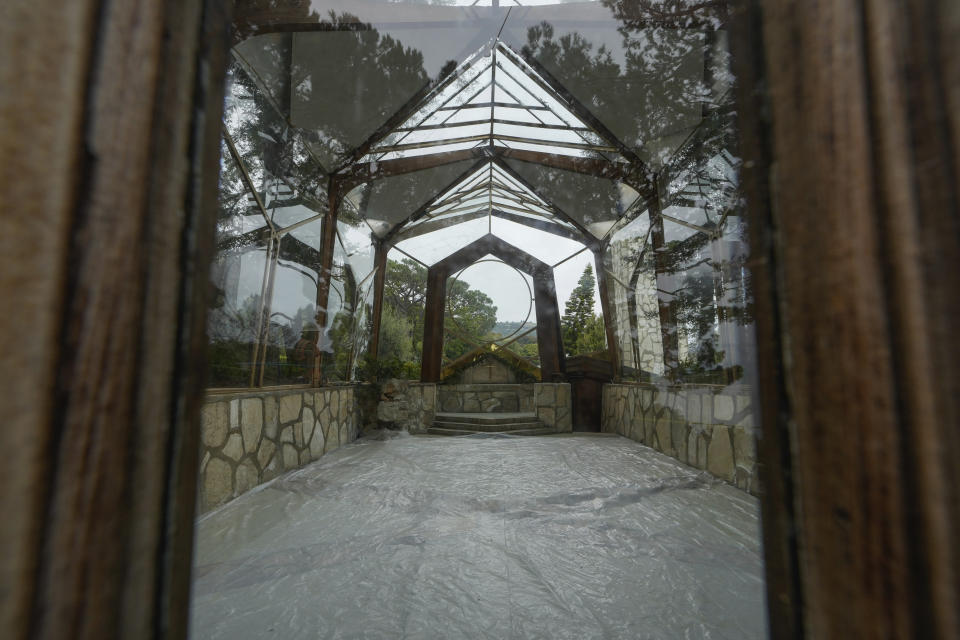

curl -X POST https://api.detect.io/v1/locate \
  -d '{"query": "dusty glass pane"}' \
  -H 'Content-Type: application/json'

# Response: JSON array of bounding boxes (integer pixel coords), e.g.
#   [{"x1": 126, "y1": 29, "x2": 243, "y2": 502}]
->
[
  {"x1": 504, "y1": 158, "x2": 639, "y2": 237},
  {"x1": 394, "y1": 217, "x2": 489, "y2": 266},
  {"x1": 260, "y1": 233, "x2": 323, "y2": 387},
  {"x1": 207, "y1": 241, "x2": 271, "y2": 388},
  {"x1": 199, "y1": 3, "x2": 765, "y2": 634}
]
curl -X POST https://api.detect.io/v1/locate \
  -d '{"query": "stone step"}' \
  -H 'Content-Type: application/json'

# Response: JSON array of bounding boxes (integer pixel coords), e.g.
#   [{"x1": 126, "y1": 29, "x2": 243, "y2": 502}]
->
[
  {"x1": 433, "y1": 412, "x2": 539, "y2": 426},
  {"x1": 432, "y1": 420, "x2": 545, "y2": 433},
  {"x1": 428, "y1": 411, "x2": 554, "y2": 437},
  {"x1": 426, "y1": 426, "x2": 557, "y2": 437}
]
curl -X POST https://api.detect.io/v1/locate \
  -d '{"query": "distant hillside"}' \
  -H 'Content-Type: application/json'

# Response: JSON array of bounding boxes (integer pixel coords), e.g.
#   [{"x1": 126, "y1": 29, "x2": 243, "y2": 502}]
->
[{"x1": 491, "y1": 321, "x2": 537, "y2": 343}]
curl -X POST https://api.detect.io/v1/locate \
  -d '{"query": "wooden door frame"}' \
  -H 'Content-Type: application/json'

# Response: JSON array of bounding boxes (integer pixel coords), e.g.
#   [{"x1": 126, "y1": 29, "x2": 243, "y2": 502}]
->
[
  {"x1": 730, "y1": 1, "x2": 960, "y2": 638},
  {"x1": 1, "y1": 1, "x2": 957, "y2": 639}
]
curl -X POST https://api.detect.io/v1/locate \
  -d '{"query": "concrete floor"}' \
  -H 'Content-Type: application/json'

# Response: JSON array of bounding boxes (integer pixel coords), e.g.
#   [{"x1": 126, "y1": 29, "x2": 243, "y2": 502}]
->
[{"x1": 189, "y1": 433, "x2": 767, "y2": 640}]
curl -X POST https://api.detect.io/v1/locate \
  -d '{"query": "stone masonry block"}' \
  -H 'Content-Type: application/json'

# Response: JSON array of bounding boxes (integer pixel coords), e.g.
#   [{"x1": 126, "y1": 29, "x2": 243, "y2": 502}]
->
[
  {"x1": 201, "y1": 402, "x2": 229, "y2": 449},
  {"x1": 241, "y1": 398, "x2": 262, "y2": 453},
  {"x1": 235, "y1": 460, "x2": 258, "y2": 495},
  {"x1": 707, "y1": 427, "x2": 735, "y2": 482},
  {"x1": 655, "y1": 414, "x2": 672, "y2": 453},
  {"x1": 282, "y1": 443, "x2": 299, "y2": 470},
  {"x1": 279, "y1": 393, "x2": 302, "y2": 424},
  {"x1": 330, "y1": 390, "x2": 341, "y2": 417},
  {"x1": 733, "y1": 426, "x2": 756, "y2": 467},
  {"x1": 714, "y1": 394, "x2": 735, "y2": 422},
  {"x1": 222, "y1": 433, "x2": 244, "y2": 461},
  {"x1": 257, "y1": 440, "x2": 276, "y2": 470},
  {"x1": 686, "y1": 393, "x2": 702, "y2": 425},
  {"x1": 203, "y1": 457, "x2": 233, "y2": 508},
  {"x1": 309, "y1": 425, "x2": 326, "y2": 459},
  {"x1": 303, "y1": 407, "x2": 315, "y2": 445},
  {"x1": 263, "y1": 395, "x2": 279, "y2": 440},
  {"x1": 537, "y1": 384, "x2": 556, "y2": 407},
  {"x1": 538, "y1": 406, "x2": 555, "y2": 427}
]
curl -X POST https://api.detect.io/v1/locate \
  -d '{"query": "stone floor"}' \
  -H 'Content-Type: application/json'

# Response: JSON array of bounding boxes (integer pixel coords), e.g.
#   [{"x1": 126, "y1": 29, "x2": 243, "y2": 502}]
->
[{"x1": 189, "y1": 433, "x2": 767, "y2": 640}]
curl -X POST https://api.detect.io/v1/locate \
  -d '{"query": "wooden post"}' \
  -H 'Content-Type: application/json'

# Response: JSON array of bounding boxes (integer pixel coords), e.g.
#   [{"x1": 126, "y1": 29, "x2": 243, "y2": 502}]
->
[
  {"x1": 732, "y1": 0, "x2": 960, "y2": 638},
  {"x1": 254, "y1": 233, "x2": 281, "y2": 387},
  {"x1": 313, "y1": 181, "x2": 341, "y2": 385},
  {"x1": 0, "y1": 1, "x2": 231, "y2": 638},
  {"x1": 368, "y1": 241, "x2": 389, "y2": 363},
  {"x1": 532, "y1": 270, "x2": 565, "y2": 381},
  {"x1": 420, "y1": 266, "x2": 448, "y2": 382}
]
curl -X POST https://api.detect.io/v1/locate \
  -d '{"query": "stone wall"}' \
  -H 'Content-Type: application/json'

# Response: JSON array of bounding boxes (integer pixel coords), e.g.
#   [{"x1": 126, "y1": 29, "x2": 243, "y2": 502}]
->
[
  {"x1": 438, "y1": 384, "x2": 535, "y2": 413},
  {"x1": 534, "y1": 383, "x2": 572, "y2": 432},
  {"x1": 375, "y1": 381, "x2": 573, "y2": 433},
  {"x1": 602, "y1": 383, "x2": 757, "y2": 494},
  {"x1": 376, "y1": 380, "x2": 437, "y2": 434},
  {"x1": 199, "y1": 386, "x2": 362, "y2": 513}
]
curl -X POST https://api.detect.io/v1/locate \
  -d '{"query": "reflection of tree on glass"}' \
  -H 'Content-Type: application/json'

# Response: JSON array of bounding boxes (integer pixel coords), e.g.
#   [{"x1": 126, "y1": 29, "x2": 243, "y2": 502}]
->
[{"x1": 292, "y1": 323, "x2": 320, "y2": 383}]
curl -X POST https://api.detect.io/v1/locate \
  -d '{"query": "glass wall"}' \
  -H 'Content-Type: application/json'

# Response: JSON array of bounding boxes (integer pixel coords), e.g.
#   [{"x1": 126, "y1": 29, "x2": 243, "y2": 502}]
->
[
  {"x1": 601, "y1": 95, "x2": 752, "y2": 383},
  {"x1": 208, "y1": 55, "x2": 334, "y2": 388},
  {"x1": 211, "y1": 0, "x2": 750, "y2": 389},
  {"x1": 322, "y1": 203, "x2": 378, "y2": 383}
]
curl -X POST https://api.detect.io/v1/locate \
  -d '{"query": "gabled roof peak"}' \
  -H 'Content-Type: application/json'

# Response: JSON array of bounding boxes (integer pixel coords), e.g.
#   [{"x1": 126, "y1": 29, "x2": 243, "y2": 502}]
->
[{"x1": 357, "y1": 40, "x2": 631, "y2": 166}]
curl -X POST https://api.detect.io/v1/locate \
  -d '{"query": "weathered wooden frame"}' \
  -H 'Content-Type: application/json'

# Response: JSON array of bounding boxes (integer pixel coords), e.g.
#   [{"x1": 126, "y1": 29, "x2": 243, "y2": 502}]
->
[
  {"x1": 2, "y1": 2, "x2": 959, "y2": 640},
  {"x1": 420, "y1": 234, "x2": 565, "y2": 383}
]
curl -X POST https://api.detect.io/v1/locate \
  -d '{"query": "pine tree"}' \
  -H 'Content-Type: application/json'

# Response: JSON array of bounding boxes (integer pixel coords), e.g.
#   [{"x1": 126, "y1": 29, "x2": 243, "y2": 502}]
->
[
  {"x1": 561, "y1": 265, "x2": 597, "y2": 355},
  {"x1": 576, "y1": 313, "x2": 607, "y2": 355}
]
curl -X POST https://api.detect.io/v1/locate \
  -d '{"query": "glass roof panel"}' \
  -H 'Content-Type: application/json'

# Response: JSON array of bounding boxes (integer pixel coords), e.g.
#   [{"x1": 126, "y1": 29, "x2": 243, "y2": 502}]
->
[
  {"x1": 394, "y1": 216, "x2": 490, "y2": 266},
  {"x1": 352, "y1": 159, "x2": 478, "y2": 237},
  {"x1": 665, "y1": 148, "x2": 739, "y2": 216},
  {"x1": 216, "y1": 139, "x2": 269, "y2": 240},
  {"x1": 230, "y1": 1, "x2": 729, "y2": 259},
  {"x1": 490, "y1": 217, "x2": 586, "y2": 265},
  {"x1": 287, "y1": 217, "x2": 325, "y2": 253},
  {"x1": 500, "y1": 2, "x2": 725, "y2": 170},
  {"x1": 338, "y1": 219, "x2": 376, "y2": 284},
  {"x1": 610, "y1": 209, "x2": 651, "y2": 248},
  {"x1": 233, "y1": 33, "x2": 291, "y2": 121},
  {"x1": 394, "y1": 160, "x2": 591, "y2": 243},
  {"x1": 365, "y1": 41, "x2": 629, "y2": 163},
  {"x1": 504, "y1": 158, "x2": 639, "y2": 237},
  {"x1": 237, "y1": 12, "x2": 497, "y2": 172},
  {"x1": 663, "y1": 217, "x2": 702, "y2": 245}
]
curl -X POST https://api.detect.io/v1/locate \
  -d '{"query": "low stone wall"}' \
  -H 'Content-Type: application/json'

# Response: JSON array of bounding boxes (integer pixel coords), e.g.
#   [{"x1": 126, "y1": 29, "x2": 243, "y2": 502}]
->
[
  {"x1": 534, "y1": 383, "x2": 572, "y2": 432},
  {"x1": 199, "y1": 386, "x2": 362, "y2": 513},
  {"x1": 438, "y1": 384, "x2": 535, "y2": 413},
  {"x1": 376, "y1": 380, "x2": 437, "y2": 434},
  {"x1": 602, "y1": 383, "x2": 757, "y2": 494},
  {"x1": 376, "y1": 381, "x2": 572, "y2": 433}
]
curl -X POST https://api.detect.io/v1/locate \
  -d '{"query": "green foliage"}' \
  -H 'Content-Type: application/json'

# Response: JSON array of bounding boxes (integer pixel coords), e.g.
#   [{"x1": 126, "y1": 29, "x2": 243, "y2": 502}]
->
[
  {"x1": 379, "y1": 305, "x2": 414, "y2": 363},
  {"x1": 444, "y1": 277, "x2": 498, "y2": 361},
  {"x1": 561, "y1": 265, "x2": 606, "y2": 356},
  {"x1": 207, "y1": 340, "x2": 254, "y2": 387},
  {"x1": 355, "y1": 352, "x2": 420, "y2": 383},
  {"x1": 577, "y1": 313, "x2": 608, "y2": 355},
  {"x1": 381, "y1": 258, "x2": 427, "y2": 373},
  {"x1": 378, "y1": 257, "x2": 504, "y2": 376}
]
